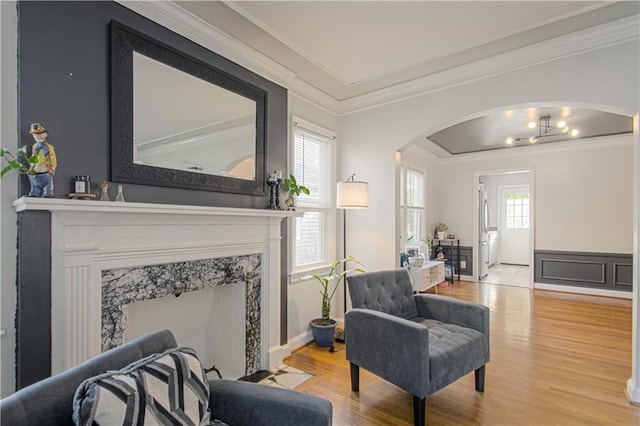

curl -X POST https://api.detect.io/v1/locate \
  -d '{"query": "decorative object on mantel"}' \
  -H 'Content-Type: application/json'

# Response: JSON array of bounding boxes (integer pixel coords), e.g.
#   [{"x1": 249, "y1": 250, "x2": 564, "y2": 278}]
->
[
  {"x1": 1, "y1": 123, "x2": 57, "y2": 197},
  {"x1": 26, "y1": 123, "x2": 57, "y2": 198},
  {"x1": 115, "y1": 184, "x2": 125, "y2": 202},
  {"x1": 267, "y1": 171, "x2": 283, "y2": 210},
  {"x1": 73, "y1": 175, "x2": 91, "y2": 194},
  {"x1": 280, "y1": 174, "x2": 309, "y2": 211},
  {"x1": 303, "y1": 256, "x2": 364, "y2": 348},
  {"x1": 68, "y1": 175, "x2": 96, "y2": 200},
  {"x1": 68, "y1": 193, "x2": 96, "y2": 200},
  {"x1": 99, "y1": 181, "x2": 110, "y2": 201}
]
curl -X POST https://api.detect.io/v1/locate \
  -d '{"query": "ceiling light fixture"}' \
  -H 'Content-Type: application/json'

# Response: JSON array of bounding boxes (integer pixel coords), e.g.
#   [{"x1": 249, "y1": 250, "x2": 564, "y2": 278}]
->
[{"x1": 506, "y1": 115, "x2": 579, "y2": 145}]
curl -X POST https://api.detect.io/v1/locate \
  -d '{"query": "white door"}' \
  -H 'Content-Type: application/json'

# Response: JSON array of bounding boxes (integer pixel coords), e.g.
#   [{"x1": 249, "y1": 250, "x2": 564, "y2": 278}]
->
[{"x1": 499, "y1": 185, "x2": 530, "y2": 265}]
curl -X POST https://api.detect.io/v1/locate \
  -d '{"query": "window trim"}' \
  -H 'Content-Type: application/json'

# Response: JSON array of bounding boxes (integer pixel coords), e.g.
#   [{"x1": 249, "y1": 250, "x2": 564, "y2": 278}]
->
[{"x1": 288, "y1": 116, "x2": 336, "y2": 278}]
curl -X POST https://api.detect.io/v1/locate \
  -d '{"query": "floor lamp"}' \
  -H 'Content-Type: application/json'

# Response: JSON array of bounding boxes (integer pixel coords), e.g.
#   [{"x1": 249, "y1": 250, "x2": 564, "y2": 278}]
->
[{"x1": 335, "y1": 174, "x2": 368, "y2": 341}]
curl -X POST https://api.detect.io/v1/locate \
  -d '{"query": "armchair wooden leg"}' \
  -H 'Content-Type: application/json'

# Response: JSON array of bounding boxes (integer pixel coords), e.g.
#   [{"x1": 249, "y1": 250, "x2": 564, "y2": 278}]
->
[
  {"x1": 350, "y1": 362, "x2": 360, "y2": 392},
  {"x1": 413, "y1": 396, "x2": 426, "y2": 426},
  {"x1": 475, "y1": 365, "x2": 486, "y2": 392}
]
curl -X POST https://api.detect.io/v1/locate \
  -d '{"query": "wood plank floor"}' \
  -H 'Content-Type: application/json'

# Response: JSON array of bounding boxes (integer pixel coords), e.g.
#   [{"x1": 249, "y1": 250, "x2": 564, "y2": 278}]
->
[{"x1": 285, "y1": 282, "x2": 640, "y2": 425}]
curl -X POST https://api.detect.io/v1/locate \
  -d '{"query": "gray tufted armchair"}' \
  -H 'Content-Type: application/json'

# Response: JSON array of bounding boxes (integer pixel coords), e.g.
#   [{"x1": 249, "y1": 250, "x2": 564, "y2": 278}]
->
[{"x1": 345, "y1": 269, "x2": 489, "y2": 426}]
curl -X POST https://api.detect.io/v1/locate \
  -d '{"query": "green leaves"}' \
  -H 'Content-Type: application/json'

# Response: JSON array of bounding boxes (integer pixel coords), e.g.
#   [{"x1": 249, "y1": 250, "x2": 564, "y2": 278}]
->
[
  {"x1": 0, "y1": 146, "x2": 37, "y2": 178},
  {"x1": 280, "y1": 174, "x2": 310, "y2": 196},
  {"x1": 303, "y1": 256, "x2": 364, "y2": 323}
]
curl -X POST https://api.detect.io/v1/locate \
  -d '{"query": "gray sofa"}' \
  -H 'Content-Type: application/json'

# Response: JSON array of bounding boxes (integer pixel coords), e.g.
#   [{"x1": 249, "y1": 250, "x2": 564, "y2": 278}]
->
[
  {"x1": 0, "y1": 329, "x2": 332, "y2": 425},
  {"x1": 346, "y1": 269, "x2": 489, "y2": 426}
]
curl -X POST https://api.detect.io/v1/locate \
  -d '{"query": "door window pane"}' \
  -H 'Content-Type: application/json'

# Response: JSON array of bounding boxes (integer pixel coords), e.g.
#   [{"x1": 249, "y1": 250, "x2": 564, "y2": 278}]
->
[{"x1": 505, "y1": 192, "x2": 530, "y2": 229}]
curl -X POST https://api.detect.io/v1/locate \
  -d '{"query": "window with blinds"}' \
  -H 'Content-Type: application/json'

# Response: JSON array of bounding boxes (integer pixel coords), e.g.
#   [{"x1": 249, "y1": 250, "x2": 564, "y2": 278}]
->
[
  {"x1": 291, "y1": 119, "x2": 335, "y2": 269},
  {"x1": 401, "y1": 167, "x2": 425, "y2": 244}
]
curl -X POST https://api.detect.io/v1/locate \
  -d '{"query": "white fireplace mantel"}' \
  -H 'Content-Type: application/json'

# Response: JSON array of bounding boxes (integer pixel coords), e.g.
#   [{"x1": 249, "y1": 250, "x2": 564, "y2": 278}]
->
[
  {"x1": 14, "y1": 197, "x2": 301, "y2": 374},
  {"x1": 13, "y1": 197, "x2": 299, "y2": 219}
]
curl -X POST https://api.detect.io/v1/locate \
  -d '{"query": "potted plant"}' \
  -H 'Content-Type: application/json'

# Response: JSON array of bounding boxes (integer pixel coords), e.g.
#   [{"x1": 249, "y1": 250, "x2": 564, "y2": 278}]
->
[
  {"x1": 0, "y1": 146, "x2": 37, "y2": 178},
  {"x1": 304, "y1": 256, "x2": 364, "y2": 347},
  {"x1": 280, "y1": 174, "x2": 310, "y2": 210},
  {"x1": 436, "y1": 222, "x2": 448, "y2": 240}
]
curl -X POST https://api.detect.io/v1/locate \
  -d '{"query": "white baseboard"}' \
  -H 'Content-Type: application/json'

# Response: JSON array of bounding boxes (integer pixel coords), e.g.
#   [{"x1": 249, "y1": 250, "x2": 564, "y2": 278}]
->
[
  {"x1": 286, "y1": 330, "x2": 314, "y2": 356},
  {"x1": 534, "y1": 282, "x2": 632, "y2": 299},
  {"x1": 626, "y1": 378, "x2": 640, "y2": 405},
  {"x1": 267, "y1": 344, "x2": 290, "y2": 370}
]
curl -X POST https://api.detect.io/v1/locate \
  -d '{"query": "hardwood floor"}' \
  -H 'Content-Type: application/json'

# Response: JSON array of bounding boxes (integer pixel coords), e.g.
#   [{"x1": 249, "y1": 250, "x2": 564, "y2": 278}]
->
[{"x1": 285, "y1": 282, "x2": 640, "y2": 425}]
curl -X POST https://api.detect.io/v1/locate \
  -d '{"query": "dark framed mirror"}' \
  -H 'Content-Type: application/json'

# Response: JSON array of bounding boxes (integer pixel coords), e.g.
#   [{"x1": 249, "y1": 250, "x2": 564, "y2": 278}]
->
[{"x1": 110, "y1": 21, "x2": 266, "y2": 195}]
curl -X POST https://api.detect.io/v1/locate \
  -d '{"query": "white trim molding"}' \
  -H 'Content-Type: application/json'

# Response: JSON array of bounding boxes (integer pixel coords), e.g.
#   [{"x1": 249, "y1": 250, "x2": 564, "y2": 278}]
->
[
  {"x1": 626, "y1": 113, "x2": 640, "y2": 404},
  {"x1": 116, "y1": 1, "x2": 638, "y2": 116},
  {"x1": 534, "y1": 282, "x2": 632, "y2": 300}
]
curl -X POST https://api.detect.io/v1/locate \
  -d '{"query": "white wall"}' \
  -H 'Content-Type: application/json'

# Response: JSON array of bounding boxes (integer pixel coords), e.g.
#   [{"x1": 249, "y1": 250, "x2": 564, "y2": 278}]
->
[
  {"x1": 0, "y1": 0, "x2": 17, "y2": 397},
  {"x1": 339, "y1": 40, "x2": 639, "y2": 274},
  {"x1": 437, "y1": 135, "x2": 632, "y2": 253}
]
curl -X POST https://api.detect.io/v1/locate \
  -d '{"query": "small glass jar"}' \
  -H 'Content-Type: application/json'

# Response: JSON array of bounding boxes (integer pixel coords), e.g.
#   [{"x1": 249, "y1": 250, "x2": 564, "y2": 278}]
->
[{"x1": 73, "y1": 175, "x2": 91, "y2": 194}]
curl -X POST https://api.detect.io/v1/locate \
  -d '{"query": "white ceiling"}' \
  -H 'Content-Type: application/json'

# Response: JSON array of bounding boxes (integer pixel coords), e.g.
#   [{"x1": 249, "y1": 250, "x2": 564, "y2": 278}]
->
[
  {"x1": 226, "y1": 1, "x2": 604, "y2": 87},
  {"x1": 173, "y1": 0, "x2": 638, "y2": 154}
]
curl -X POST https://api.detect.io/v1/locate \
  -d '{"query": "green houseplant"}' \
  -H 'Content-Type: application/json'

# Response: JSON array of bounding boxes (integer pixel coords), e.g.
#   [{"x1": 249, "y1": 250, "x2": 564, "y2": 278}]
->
[
  {"x1": 436, "y1": 222, "x2": 448, "y2": 240},
  {"x1": 0, "y1": 146, "x2": 37, "y2": 178},
  {"x1": 304, "y1": 256, "x2": 364, "y2": 347},
  {"x1": 280, "y1": 174, "x2": 310, "y2": 210}
]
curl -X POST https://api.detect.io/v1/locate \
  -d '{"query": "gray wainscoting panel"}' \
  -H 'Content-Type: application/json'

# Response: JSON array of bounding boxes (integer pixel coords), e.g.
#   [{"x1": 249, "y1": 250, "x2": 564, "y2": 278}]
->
[
  {"x1": 436, "y1": 245, "x2": 472, "y2": 277},
  {"x1": 534, "y1": 250, "x2": 632, "y2": 291}
]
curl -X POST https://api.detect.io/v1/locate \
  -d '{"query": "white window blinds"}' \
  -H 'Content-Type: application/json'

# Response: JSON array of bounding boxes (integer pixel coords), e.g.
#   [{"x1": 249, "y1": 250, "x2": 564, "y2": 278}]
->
[
  {"x1": 293, "y1": 127, "x2": 330, "y2": 209},
  {"x1": 292, "y1": 121, "x2": 334, "y2": 268}
]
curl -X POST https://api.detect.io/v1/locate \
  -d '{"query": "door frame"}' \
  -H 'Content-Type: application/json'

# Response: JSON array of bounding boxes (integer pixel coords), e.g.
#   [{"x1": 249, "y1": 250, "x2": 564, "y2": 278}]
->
[{"x1": 473, "y1": 169, "x2": 535, "y2": 288}]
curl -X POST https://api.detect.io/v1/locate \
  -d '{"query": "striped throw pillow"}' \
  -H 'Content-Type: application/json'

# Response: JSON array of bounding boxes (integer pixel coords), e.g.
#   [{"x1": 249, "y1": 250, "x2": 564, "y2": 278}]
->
[{"x1": 73, "y1": 347, "x2": 211, "y2": 426}]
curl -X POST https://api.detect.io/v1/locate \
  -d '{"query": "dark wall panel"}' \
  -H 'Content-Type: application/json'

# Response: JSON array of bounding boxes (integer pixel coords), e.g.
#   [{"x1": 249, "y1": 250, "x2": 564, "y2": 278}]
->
[
  {"x1": 16, "y1": 1, "x2": 288, "y2": 387},
  {"x1": 535, "y1": 250, "x2": 632, "y2": 291},
  {"x1": 18, "y1": 1, "x2": 287, "y2": 208},
  {"x1": 16, "y1": 211, "x2": 51, "y2": 389}
]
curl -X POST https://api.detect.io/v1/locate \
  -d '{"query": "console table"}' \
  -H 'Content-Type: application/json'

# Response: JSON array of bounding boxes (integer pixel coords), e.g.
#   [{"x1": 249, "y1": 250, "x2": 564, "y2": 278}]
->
[
  {"x1": 432, "y1": 238, "x2": 461, "y2": 283},
  {"x1": 408, "y1": 260, "x2": 446, "y2": 293}
]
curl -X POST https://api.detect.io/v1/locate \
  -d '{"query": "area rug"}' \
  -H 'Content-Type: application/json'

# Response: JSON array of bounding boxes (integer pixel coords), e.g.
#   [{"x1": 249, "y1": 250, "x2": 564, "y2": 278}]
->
[{"x1": 256, "y1": 365, "x2": 314, "y2": 389}]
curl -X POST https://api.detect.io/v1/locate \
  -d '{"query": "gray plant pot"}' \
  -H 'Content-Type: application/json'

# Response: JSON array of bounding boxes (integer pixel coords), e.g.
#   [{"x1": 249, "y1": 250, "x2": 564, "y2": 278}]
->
[{"x1": 310, "y1": 318, "x2": 337, "y2": 347}]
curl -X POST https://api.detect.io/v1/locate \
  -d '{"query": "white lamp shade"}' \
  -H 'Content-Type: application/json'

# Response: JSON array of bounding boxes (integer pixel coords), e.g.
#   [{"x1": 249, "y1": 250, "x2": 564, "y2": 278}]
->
[{"x1": 336, "y1": 181, "x2": 368, "y2": 209}]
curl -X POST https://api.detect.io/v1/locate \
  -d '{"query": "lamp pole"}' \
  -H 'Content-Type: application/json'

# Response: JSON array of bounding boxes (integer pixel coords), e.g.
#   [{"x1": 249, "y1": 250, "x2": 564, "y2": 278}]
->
[{"x1": 336, "y1": 174, "x2": 369, "y2": 335}]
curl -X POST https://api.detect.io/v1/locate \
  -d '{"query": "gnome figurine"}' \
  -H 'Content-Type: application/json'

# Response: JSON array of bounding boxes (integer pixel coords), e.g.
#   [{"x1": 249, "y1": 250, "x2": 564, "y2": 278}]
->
[{"x1": 27, "y1": 123, "x2": 57, "y2": 198}]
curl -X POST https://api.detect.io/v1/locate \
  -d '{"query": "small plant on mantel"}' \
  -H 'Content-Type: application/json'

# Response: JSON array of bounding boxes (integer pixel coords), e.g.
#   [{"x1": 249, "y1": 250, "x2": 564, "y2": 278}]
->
[
  {"x1": 0, "y1": 146, "x2": 37, "y2": 178},
  {"x1": 280, "y1": 174, "x2": 310, "y2": 210}
]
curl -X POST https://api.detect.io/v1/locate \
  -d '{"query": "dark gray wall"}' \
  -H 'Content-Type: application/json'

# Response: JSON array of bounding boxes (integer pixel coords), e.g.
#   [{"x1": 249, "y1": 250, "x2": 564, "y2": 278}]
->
[
  {"x1": 18, "y1": 0, "x2": 287, "y2": 207},
  {"x1": 16, "y1": 0, "x2": 289, "y2": 388},
  {"x1": 535, "y1": 250, "x2": 632, "y2": 291}
]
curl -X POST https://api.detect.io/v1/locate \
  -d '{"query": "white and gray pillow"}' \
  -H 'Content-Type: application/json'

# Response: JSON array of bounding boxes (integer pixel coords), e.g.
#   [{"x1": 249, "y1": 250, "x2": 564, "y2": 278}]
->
[{"x1": 73, "y1": 347, "x2": 212, "y2": 426}]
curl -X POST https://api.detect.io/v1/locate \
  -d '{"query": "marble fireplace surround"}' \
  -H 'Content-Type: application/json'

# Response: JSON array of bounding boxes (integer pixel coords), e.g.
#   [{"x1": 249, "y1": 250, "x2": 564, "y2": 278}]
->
[{"x1": 14, "y1": 197, "x2": 299, "y2": 375}]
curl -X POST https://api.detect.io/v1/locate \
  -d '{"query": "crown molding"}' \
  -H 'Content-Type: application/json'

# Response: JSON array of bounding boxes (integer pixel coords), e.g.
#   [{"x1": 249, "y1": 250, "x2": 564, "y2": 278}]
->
[
  {"x1": 116, "y1": 2, "x2": 637, "y2": 117},
  {"x1": 338, "y1": 14, "x2": 640, "y2": 115},
  {"x1": 115, "y1": 1, "x2": 339, "y2": 113}
]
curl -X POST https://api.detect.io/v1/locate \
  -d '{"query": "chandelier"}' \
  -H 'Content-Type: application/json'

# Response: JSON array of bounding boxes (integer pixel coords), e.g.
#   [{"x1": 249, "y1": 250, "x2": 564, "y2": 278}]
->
[{"x1": 506, "y1": 115, "x2": 579, "y2": 145}]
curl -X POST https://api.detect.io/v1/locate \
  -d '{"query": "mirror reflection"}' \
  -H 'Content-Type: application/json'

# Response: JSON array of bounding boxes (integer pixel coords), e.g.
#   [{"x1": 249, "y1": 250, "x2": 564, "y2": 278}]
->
[{"x1": 133, "y1": 53, "x2": 256, "y2": 180}]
